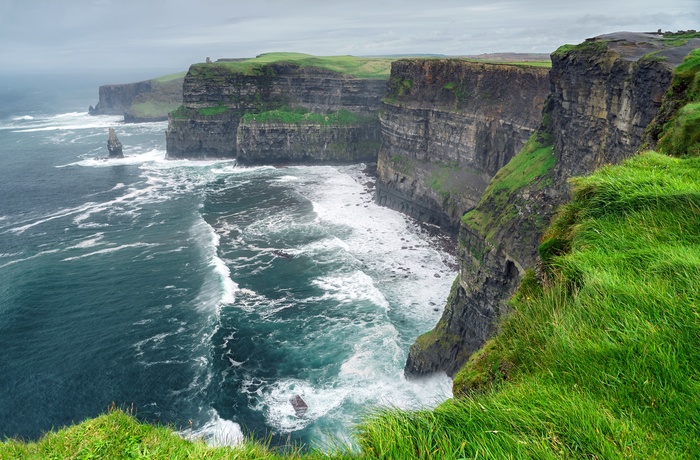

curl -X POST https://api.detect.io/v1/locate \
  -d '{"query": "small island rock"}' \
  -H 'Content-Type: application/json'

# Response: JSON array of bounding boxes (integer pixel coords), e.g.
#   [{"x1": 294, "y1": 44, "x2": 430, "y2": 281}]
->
[{"x1": 107, "y1": 128, "x2": 124, "y2": 158}]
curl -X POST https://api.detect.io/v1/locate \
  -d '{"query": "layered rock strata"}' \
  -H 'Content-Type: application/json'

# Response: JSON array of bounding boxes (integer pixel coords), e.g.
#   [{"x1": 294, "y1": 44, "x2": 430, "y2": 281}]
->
[
  {"x1": 376, "y1": 60, "x2": 550, "y2": 232},
  {"x1": 90, "y1": 77, "x2": 184, "y2": 122},
  {"x1": 165, "y1": 63, "x2": 386, "y2": 162},
  {"x1": 406, "y1": 33, "x2": 700, "y2": 378}
]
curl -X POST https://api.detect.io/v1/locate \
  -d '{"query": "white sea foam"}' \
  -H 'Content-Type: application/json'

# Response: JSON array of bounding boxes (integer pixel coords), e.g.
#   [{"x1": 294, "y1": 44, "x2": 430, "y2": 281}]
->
[
  {"x1": 62, "y1": 242, "x2": 158, "y2": 261},
  {"x1": 180, "y1": 409, "x2": 243, "y2": 447},
  {"x1": 311, "y1": 271, "x2": 390, "y2": 310},
  {"x1": 8, "y1": 112, "x2": 123, "y2": 133},
  {"x1": 12, "y1": 115, "x2": 34, "y2": 121},
  {"x1": 191, "y1": 217, "x2": 239, "y2": 312}
]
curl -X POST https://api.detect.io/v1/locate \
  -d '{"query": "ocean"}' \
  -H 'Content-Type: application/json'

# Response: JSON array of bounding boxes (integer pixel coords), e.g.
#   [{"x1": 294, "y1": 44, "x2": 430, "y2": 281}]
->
[{"x1": 0, "y1": 74, "x2": 453, "y2": 449}]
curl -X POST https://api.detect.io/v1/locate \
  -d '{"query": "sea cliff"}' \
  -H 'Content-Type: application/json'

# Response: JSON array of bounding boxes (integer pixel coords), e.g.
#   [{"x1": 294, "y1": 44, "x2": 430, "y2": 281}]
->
[
  {"x1": 376, "y1": 60, "x2": 549, "y2": 232},
  {"x1": 89, "y1": 73, "x2": 185, "y2": 122},
  {"x1": 165, "y1": 58, "x2": 387, "y2": 162},
  {"x1": 405, "y1": 32, "x2": 700, "y2": 378}
]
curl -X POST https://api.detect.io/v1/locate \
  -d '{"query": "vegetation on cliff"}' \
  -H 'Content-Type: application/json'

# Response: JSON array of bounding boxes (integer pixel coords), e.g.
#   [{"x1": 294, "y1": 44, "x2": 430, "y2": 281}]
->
[
  {"x1": 241, "y1": 107, "x2": 376, "y2": 126},
  {"x1": 192, "y1": 52, "x2": 394, "y2": 79}
]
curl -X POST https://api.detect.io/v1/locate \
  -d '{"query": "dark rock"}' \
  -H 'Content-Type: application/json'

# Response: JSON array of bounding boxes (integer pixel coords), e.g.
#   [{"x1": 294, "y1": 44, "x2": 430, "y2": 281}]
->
[
  {"x1": 107, "y1": 128, "x2": 123, "y2": 158},
  {"x1": 375, "y1": 60, "x2": 549, "y2": 233},
  {"x1": 165, "y1": 62, "x2": 386, "y2": 161},
  {"x1": 289, "y1": 394, "x2": 308, "y2": 417}
]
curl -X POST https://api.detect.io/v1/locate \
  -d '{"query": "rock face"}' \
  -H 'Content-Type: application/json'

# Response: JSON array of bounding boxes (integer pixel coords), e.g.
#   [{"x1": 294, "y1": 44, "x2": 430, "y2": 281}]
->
[
  {"x1": 165, "y1": 62, "x2": 386, "y2": 162},
  {"x1": 405, "y1": 33, "x2": 698, "y2": 378},
  {"x1": 90, "y1": 77, "x2": 184, "y2": 123},
  {"x1": 107, "y1": 128, "x2": 123, "y2": 158},
  {"x1": 236, "y1": 122, "x2": 381, "y2": 165},
  {"x1": 376, "y1": 60, "x2": 549, "y2": 232}
]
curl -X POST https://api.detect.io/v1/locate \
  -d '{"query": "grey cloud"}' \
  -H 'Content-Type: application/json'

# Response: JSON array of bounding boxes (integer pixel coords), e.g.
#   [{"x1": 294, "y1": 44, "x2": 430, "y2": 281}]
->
[{"x1": 0, "y1": 0, "x2": 698, "y2": 74}]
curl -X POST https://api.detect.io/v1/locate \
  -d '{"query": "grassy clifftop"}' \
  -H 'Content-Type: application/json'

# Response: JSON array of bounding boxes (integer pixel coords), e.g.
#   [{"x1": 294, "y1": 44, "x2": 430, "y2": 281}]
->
[{"x1": 191, "y1": 52, "x2": 395, "y2": 79}]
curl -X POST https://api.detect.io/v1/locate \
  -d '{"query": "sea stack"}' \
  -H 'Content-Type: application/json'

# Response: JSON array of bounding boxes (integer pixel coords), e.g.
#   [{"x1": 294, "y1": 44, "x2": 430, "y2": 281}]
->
[{"x1": 107, "y1": 128, "x2": 124, "y2": 158}]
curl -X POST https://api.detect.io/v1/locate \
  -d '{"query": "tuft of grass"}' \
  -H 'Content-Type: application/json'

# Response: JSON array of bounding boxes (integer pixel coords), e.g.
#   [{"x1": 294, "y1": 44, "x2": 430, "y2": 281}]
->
[{"x1": 0, "y1": 406, "x2": 338, "y2": 459}]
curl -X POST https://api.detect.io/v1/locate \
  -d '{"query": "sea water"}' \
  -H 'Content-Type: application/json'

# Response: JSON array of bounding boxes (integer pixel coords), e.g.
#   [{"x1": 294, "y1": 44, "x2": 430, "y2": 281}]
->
[{"x1": 0, "y1": 74, "x2": 453, "y2": 448}]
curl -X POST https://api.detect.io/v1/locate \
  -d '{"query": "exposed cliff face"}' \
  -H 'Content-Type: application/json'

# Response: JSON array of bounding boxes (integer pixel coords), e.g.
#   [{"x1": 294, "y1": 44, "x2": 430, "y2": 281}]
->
[
  {"x1": 165, "y1": 62, "x2": 385, "y2": 162},
  {"x1": 90, "y1": 81, "x2": 154, "y2": 115},
  {"x1": 406, "y1": 33, "x2": 696, "y2": 378},
  {"x1": 236, "y1": 121, "x2": 381, "y2": 165},
  {"x1": 376, "y1": 60, "x2": 549, "y2": 232},
  {"x1": 90, "y1": 76, "x2": 184, "y2": 122}
]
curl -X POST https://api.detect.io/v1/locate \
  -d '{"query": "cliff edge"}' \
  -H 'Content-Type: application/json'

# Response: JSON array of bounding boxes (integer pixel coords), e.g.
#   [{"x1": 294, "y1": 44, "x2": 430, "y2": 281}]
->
[
  {"x1": 376, "y1": 59, "x2": 549, "y2": 232},
  {"x1": 405, "y1": 32, "x2": 700, "y2": 378}
]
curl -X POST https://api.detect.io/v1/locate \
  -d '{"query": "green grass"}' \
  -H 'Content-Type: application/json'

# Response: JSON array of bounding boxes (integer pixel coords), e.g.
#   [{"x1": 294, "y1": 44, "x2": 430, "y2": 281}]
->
[
  {"x1": 198, "y1": 106, "x2": 231, "y2": 116},
  {"x1": 361, "y1": 151, "x2": 700, "y2": 459},
  {"x1": 465, "y1": 59, "x2": 552, "y2": 68},
  {"x1": 462, "y1": 135, "x2": 555, "y2": 241},
  {"x1": 241, "y1": 107, "x2": 375, "y2": 125},
  {"x1": 656, "y1": 49, "x2": 700, "y2": 156},
  {"x1": 0, "y1": 406, "x2": 339, "y2": 459},
  {"x1": 129, "y1": 100, "x2": 182, "y2": 118},
  {"x1": 196, "y1": 53, "x2": 394, "y2": 79},
  {"x1": 153, "y1": 71, "x2": 187, "y2": 83}
]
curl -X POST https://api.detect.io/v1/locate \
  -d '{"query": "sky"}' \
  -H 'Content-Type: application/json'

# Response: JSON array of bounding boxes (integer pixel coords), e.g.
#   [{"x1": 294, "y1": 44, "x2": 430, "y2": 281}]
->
[{"x1": 0, "y1": 0, "x2": 698, "y2": 76}]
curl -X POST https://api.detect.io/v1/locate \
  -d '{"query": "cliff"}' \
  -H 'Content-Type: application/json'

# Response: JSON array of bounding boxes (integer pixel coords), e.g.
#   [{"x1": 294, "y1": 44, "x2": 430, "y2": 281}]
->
[
  {"x1": 165, "y1": 56, "x2": 388, "y2": 162},
  {"x1": 406, "y1": 32, "x2": 700, "y2": 377},
  {"x1": 89, "y1": 73, "x2": 185, "y2": 122},
  {"x1": 376, "y1": 60, "x2": 549, "y2": 232}
]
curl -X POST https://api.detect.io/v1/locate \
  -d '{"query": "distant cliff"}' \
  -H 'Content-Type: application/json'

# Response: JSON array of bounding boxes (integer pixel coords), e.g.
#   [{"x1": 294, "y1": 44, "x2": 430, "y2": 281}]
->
[
  {"x1": 376, "y1": 60, "x2": 549, "y2": 232},
  {"x1": 165, "y1": 58, "x2": 388, "y2": 162},
  {"x1": 89, "y1": 74, "x2": 184, "y2": 122},
  {"x1": 405, "y1": 32, "x2": 700, "y2": 378}
]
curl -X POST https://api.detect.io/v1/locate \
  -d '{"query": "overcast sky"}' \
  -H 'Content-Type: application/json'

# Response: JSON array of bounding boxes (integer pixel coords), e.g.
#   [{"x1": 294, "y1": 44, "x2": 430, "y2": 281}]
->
[{"x1": 1, "y1": 0, "x2": 698, "y2": 75}]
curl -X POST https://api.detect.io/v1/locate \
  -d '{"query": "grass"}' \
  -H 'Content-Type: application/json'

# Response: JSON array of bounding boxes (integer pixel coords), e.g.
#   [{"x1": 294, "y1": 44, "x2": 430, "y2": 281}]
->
[
  {"x1": 465, "y1": 58, "x2": 552, "y2": 68},
  {"x1": 241, "y1": 107, "x2": 375, "y2": 126},
  {"x1": 361, "y1": 151, "x2": 700, "y2": 459},
  {"x1": 195, "y1": 53, "x2": 394, "y2": 79},
  {"x1": 129, "y1": 100, "x2": 182, "y2": 118},
  {"x1": 656, "y1": 49, "x2": 700, "y2": 156},
  {"x1": 198, "y1": 106, "x2": 231, "y2": 116},
  {"x1": 0, "y1": 406, "x2": 337, "y2": 459},
  {"x1": 462, "y1": 135, "x2": 555, "y2": 241},
  {"x1": 153, "y1": 71, "x2": 187, "y2": 83}
]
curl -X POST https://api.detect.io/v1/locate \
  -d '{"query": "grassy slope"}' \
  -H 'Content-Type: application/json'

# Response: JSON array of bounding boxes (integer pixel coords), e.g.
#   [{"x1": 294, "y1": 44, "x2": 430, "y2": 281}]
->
[{"x1": 200, "y1": 52, "x2": 394, "y2": 79}]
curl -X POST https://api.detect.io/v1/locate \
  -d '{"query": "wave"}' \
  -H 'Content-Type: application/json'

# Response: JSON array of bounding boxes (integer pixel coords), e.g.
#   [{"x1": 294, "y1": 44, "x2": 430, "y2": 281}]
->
[
  {"x1": 61, "y1": 242, "x2": 159, "y2": 261},
  {"x1": 12, "y1": 115, "x2": 34, "y2": 121},
  {"x1": 180, "y1": 409, "x2": 243, "y2": 447},
  {"x1": 191, "y1": 216, "x2": 239, "y2": 313},
  {"x1": 56, "y1": 148, "x2": 166, "y2": 168}
]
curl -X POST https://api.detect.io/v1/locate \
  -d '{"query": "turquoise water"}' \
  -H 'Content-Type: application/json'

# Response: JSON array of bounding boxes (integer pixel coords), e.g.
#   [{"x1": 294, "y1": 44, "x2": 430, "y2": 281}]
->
[{"x1": 0, "y1": 75, "x2": 453, "y2": 448}]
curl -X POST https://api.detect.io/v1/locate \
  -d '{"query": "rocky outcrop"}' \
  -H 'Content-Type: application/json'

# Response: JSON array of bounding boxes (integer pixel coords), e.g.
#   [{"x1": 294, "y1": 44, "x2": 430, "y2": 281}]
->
[
  {"x1": 90, "y1": 76, "x2": 184, "y2": 123},
  {"x1": 376, "y1": 60, "x2": 549, "y2": 232},
  {"x1": 406, "y1": 32, "x2": 699, "y2": 378},
  {"x1": 107, "y1": 128, "x2": 123, "y2": 158},
  {"x1": 236, "y1": 121, "x2": 381, "y2": 165},
  {"x1": 165, "y1": 62, "x2": 386, "y2": 162}
]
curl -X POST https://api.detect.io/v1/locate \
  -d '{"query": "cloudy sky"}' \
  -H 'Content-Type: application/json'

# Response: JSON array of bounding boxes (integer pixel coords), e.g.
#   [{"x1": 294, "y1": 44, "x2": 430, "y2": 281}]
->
[{"x1": 0, "y1": 0, "x2": 698, "y2": 75}]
